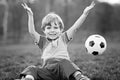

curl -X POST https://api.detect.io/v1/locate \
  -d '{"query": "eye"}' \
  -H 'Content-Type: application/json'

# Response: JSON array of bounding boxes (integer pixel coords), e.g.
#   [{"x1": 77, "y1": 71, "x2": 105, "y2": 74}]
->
[
  {"x1": 54, "y1": 27, "x2": 59, "y2": 29},
  {"x1": 46, "y1": 26, "x2": 51, "y2": 29}
]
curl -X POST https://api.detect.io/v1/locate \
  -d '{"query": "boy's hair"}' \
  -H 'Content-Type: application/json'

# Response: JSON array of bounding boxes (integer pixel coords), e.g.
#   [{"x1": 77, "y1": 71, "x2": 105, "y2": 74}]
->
[{"x1": 41, "y1": 12, "x2": 64, "y2": 31}]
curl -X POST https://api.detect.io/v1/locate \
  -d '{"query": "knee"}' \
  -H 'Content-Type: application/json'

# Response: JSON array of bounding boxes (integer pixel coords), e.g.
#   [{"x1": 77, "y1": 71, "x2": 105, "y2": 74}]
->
[{"x1": 25, "y1": 75, "x2": 35, "y2": 80}]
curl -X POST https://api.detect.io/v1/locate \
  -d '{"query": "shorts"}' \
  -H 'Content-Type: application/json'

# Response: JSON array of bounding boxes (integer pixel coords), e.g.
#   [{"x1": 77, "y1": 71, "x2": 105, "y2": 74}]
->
[{"x1": 20, "y1": 58, "x2": 81, "y2": 80}]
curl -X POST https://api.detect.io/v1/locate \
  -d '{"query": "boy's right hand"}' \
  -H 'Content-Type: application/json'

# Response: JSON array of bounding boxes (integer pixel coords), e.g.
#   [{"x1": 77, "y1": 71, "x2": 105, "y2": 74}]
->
[
  {"x1": 21, "y1": 3, "x2": 33, "y2": 16},
  {"x1": 83, "y1": 1, "x2": 95, "y2": 15}
]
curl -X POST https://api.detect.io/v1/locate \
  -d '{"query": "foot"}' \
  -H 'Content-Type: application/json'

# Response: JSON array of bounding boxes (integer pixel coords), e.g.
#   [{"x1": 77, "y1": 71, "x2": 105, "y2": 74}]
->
[
  {"x1": 15, "y1": 78, "x2": 32, "y2": 80},
  {"x1": 75, "y1": 74, "x2": 90, "y2": 80},
  {"x1": 79, "y1": 75, "x2": 90, "y2": 80},
  {"x1": 15, "y1": 77, "x2": 33, "y2": 80},
  {"x1": 24, "y1": 78, "x2": 33, "y2": 80}
]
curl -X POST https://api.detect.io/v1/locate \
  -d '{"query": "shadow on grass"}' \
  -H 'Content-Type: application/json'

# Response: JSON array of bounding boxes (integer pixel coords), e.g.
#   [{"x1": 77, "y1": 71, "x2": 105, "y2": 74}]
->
[{"x1": 91, "y1": 77, "x2": 105, "y2": 80}]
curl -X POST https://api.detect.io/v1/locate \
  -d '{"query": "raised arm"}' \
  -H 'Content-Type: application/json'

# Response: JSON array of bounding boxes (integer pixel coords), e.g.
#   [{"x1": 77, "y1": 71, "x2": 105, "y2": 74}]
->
[
  {"x1": 66, "y1": 1, "x2": 95, "y2": 40},
  {"x1": 22, "y1": 3, "x2": 40, "y2": 43}
]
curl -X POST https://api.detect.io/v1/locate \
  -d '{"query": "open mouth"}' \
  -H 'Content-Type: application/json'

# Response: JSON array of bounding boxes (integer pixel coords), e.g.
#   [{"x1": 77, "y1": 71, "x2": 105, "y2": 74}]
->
[{"x1": 48, "y1": 33, "x2": 57, "y2": 36}]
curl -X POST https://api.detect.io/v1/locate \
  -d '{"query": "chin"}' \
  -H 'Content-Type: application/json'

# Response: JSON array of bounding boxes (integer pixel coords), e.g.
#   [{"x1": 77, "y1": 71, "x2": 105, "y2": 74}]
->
[
  {"x1": 48, "y1": 36, "x2": 59, "y2": 40},
  {"x1": 50, "y1": 37, "x2": 57, "y2": 39}
]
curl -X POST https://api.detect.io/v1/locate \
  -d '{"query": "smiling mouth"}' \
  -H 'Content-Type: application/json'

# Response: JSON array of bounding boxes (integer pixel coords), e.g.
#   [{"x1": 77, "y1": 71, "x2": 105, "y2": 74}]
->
[{"x1": 48, "y1": 33, "x2": 57, "y2": 35}]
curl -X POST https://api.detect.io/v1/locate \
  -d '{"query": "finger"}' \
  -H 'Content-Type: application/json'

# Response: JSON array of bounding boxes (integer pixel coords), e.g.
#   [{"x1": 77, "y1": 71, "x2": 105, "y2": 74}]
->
[
  {"x1": 21, "y1": 4, "x2": 25, "y2": 8},
  {"x1": 91, "y1": 1, "x2": 95, "y2": 6},
  {"x1": 21, "y1": 3, "x2": 29, "y2": 9},
  {"x1": 23, "y1": 3, "x2": 28, "y2": 7},
  {"x1": 21, "y1": 3, "x2": 27, "y2": 8},
  {"x1": 91, "y1": 1, "x2": 95, "y2": 4},
  {"x1": 89, "y1": 1, "x2": 95, "y2": 9}
]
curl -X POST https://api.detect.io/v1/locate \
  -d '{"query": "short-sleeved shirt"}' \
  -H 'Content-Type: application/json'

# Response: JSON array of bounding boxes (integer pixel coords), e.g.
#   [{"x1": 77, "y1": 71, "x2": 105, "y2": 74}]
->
[{"x1": 37, "y1": 32, "x2": 72, "y2": 63}]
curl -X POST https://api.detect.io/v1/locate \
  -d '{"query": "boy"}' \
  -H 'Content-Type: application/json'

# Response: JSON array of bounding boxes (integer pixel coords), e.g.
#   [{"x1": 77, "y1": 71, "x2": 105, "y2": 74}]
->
[{"x1": 20, "y1": 1, "x2": 95, "y2": 80}]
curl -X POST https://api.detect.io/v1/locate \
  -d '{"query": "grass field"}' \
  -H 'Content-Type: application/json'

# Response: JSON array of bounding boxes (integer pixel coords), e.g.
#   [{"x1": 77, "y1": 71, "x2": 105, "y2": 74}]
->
[{"x1": 0, "y1": 42, "x2": 120, "y2": 80}]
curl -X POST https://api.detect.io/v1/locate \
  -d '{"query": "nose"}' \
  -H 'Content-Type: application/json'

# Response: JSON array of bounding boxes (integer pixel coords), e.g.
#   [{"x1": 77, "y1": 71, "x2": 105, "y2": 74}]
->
[{"x1": 50, "y1": 27, "x2": 55, "y2": 32}]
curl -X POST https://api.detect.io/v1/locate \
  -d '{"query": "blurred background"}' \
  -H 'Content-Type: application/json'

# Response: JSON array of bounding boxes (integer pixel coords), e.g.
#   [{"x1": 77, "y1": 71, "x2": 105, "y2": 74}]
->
[
  {"x1": 0, "y1": 0, "x2": 120, "y2": 44},
  {"x1": 0, "y1": 0, "x2": 120, "y2": 80}
]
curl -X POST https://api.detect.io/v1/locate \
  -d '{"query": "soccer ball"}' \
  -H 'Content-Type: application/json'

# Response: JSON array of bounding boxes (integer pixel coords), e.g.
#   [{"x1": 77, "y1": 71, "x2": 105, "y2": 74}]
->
[{"x1": 85, "y1": 34, "x2": 107, "y2": 55}]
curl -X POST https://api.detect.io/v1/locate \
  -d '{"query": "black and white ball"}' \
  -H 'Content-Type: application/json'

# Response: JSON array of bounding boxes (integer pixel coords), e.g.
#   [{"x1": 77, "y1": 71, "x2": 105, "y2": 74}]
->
[{"x1": 85, "y1": 34, "x2": 107, "y2": 55}]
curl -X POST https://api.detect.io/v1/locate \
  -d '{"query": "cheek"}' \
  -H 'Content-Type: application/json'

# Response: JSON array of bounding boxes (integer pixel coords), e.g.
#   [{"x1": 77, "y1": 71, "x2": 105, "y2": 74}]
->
[
  {"x1": 56, "y1": 30, "x2": 62, "y2": 36},
  {"x1": 56, "y1": 29, "x2": 61, "y2": 32},
  {"x1": 44, "y1": 29, "x2": 49, "y2": 33},
  {"x1": 44, "y1": 31, "x2": 48, "y2": 36}
]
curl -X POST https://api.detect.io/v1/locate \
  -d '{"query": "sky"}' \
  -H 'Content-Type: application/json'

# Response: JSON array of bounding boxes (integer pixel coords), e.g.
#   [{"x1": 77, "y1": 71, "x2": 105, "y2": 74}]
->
[{"x1": 97, "y1": 0, "x2": 120, "y2": 5}]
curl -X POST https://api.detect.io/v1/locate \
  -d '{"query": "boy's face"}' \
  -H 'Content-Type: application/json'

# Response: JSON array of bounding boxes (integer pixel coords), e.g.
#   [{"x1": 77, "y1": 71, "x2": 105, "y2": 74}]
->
[{"x1": 44, "y1": 21, "x2": 62, "y2": 40}]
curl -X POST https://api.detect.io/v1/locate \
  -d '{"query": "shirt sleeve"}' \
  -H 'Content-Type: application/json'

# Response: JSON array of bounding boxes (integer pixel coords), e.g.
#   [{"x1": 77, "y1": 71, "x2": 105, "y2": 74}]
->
[
  {"x1": 61, "y1": 32, "x2": 73, "y2": 44},
  {"x1": 37, "y1": 36, "x2": 46, "y2": 50}
]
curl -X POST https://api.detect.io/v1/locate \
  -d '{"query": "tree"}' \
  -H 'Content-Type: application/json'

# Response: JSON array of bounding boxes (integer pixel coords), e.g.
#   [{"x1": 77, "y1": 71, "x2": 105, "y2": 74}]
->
[
  {"x1": 95, "y1": 3, "x2": 113, "y2": 34},
  {"x1": 45, "y1": 0, "x2": 54, "y2": 13},
  {"x1": 0, "y1": 0, "x2": 9, "y2": 42}
]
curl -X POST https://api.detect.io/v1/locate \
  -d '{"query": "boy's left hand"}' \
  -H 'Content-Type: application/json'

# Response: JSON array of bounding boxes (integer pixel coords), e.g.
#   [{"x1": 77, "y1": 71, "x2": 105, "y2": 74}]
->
[{"x1": 83, "y1": 1, "x2": 95, "y2": 15}]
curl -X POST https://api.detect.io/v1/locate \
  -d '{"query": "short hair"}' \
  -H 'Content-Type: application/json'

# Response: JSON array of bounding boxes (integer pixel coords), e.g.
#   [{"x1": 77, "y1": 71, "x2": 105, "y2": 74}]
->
[{"x1": 41, "y1": 12, "x2": 64, "y2": 31}]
